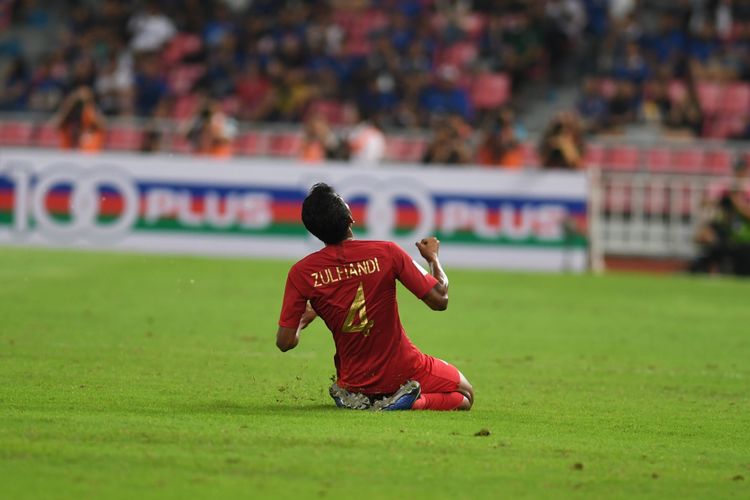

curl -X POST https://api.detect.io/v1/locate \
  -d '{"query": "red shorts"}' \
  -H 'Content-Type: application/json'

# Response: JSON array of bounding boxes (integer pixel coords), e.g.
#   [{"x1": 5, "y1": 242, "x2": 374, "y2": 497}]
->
[{"x1": 411, "y1": 355, "x2": 461, "y2": 393}]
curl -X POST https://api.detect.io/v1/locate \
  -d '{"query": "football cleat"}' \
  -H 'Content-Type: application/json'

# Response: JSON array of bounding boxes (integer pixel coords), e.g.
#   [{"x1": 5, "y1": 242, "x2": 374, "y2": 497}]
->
[
  {"x1": 371, "y1": 380, "x2": 421, "y2": 411},
  {"x1": 329, "y1": 382, "x2": 371, "y2": 410}
]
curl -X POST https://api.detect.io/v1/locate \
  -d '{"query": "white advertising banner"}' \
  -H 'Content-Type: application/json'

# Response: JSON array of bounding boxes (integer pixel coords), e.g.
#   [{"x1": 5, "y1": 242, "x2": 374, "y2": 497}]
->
[{"x1": 0, "y1": 149, "x2": 589, "y2": 271}]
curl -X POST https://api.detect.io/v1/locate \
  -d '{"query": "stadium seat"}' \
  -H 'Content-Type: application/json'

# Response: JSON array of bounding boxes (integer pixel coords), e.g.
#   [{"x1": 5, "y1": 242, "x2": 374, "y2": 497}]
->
[
  {"x1": 168, "y1": 64, "x2": 206, "y2": 95},
  {"x1": 267, "y1": 132, "x2": 303, "y2": 157},
  {"x1": 173, "y1": 94, "x2": 201, "y2": 121},
  {"x1": 670, "y1": 149, "x2": 705, "y2": 173},
  {"x1": 106, "y1": 127, "x2": 144, "y2": 151},
  {"x1": 603, "y1": 146, "x2": 641, "y2": 171},
  {"x1": 162, "y1": 33, "x2": 203, "y2": 66},
  {"x1": 166, "y1": 133, "x2": 192, "y2": 154},
  {"x1": 305, "y1": 100, "x2": 350, "y2": 125},
  {"x1": 233, "y1": 131, "x2": 267, "y2": 157},
  {"x1": 463, "y1": 13, "x2": 488, "y2": 40},
  {"x1": 645, "y1": 147, "x2": 672, "y2": 172},
  {"x1": 719, "y1": 83, "x2": 750, "y2": 116},
  {"x1": 520, "y1": 143, "x2": 541, "y2": 167},
  {"x1": 599, "y1": 78, "x2": 617, "y2": 99},
  {"x1": 470, "y1": 73, "x2": 511, "y2": 110},
  {"x1": 696, "y1": 81, "x2": 722, "y2": 115},
  {"x1": 667, "y1": 80, "x2": 688, "y2": 102},
  {"x1": 703, "y1": 149, "x2": 732, "y2": 175},
  {"x1": 384, "y1": 137, "x2": 426, "y2": 163},
  {"x1": 0, "y1": 120, "x2": 34, "y2": 146},
  {"x1": 35, "y1": 123, "x2": 59, "y2": 148},
  {"x1": 437, "y1": 42, "x2": 478, "y2": 68},
  {"x1": 583, "y1": 144, "x2": 605, "y2": 167},
  {"x1": 221, "y1": 95, "x2": 241, "y2": 116}
]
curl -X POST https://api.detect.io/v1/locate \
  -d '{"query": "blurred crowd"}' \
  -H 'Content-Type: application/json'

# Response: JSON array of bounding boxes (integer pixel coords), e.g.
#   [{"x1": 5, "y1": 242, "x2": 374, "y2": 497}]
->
[{"x1": 2, "y1": 0, "x2": 750, "y2": 162}]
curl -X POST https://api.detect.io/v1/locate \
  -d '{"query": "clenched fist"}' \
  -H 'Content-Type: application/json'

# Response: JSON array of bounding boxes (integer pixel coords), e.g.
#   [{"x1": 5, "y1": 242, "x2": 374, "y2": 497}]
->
[{"x1": 416, "y1": 236, "x2": 440, "y2": 263}]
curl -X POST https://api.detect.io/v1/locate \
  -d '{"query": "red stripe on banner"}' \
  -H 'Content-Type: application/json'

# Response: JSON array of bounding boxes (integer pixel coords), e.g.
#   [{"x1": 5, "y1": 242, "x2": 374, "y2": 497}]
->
[{"x1": 0, "y1": 191, "x2": 12, "y2": 211}]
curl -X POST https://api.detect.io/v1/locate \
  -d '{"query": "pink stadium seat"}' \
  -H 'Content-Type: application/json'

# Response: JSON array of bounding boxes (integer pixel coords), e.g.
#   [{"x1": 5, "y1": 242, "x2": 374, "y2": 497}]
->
[
  {"x1": 696, "y1": 81, "x2": 721, "y2": 115},
  {"x1": 106, "y1": 127, "x2": 144, "y2": 151},
  {"x1": 168, "y1": 64, "x2": 206, "y2": 95},
  {"x1": 173, "y1": 94, "x2": 201, "y2": 120},
  {"x1": 583, "y1": 144, "x2": 605, "y2": 167},
  {"x1": 521, "y1": 143, "x2": 541, "y2": 167},
  {"x1": 603, "y1": 146, "x2": 640, "y2": 171},
  {"x1": 599, "y1": 79, "x2": 617, "y2": 99},
  {"x1": 35, "y1": 123, "x2": 59, "y2": 148},
  {"x1": 703, "y1": 150, "x2": 732, "y2": 175},
  {"x1": 470, "y1": 73, "x2": 511, "y2": 109},
  {"x1": 645, "y1": 148, "x2": 672, "y2": 172},
  {"x1": 719, "y1": 83, "x2": 750, "y2": 116},
  {"x1": 267, "y1": 132, "x2": 303, "y2": 157},
  {"x1": 162, "y1": 33, "x2": 203, "y2": 67},
  {"x1": 437, "y1": 42, "x2": 478, "y2": 68},
  {"x1": 670, "y1": 149, "x2": 705, "y2": 173},
  {"x1": 233, "y1": 132, "x2": 267, "y2": 157},
  {"x1": 463, "y1": 13, "x2": 487, "y2": 39},
  {"x1": 221, "y1": 95, "x2": 241, "y2": 116},
  {"x1": 167, "y1": 133, "x2": 192, "y2": 154},
  {"x1": 667, "y1": 79, "x2": 688, "y2": 102},
  {"x1": 306, "y1": 100, "x2": 348, "y2": 125},
  {"x1": 0, "y1": 121, "x2": 34, "y2": 146},
  {"x1": 385, "y1": 137, "x2": 426, "y2": 163}
]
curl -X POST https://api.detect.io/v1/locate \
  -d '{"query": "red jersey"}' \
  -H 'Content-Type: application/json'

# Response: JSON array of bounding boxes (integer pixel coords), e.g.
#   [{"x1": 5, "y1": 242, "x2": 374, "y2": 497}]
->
[{"x1": 279, "y1": 240, "x2": 438, "y2": 394}]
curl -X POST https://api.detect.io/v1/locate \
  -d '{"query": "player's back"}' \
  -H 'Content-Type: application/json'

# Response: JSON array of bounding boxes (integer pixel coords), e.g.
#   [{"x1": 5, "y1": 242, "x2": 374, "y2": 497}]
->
[{"x1": 283, "y1": 239, "x2": 436, "y2": 394}]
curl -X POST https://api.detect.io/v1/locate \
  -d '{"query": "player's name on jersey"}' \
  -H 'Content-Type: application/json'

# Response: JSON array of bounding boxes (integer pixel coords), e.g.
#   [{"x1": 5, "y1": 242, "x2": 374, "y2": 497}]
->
[{"x1": 311, "y1": 258, "x2": 381, "y2": 288}]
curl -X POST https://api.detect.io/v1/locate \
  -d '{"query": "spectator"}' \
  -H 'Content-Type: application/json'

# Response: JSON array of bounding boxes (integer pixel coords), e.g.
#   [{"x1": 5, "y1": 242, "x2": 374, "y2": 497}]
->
[
  {"x1": 422, "y1": 118, "x2": 472, "y2": 165},
  {"x1": 346, "y1": 107, "x2": 386, "y2": 166},
  {"x1": 477, "y1": 108, "x2": 524, "y2": 168},
  {"x1": 663, "y1": 91, "x2": 703, "y2": 138},
  {"x1": 128, "y1": 1, "x2": 176, "y2": 53},
  {"x1": 0, "y1": 57, "x2": 30, "y2": 111},
  {"x1": 577, "y1": 76, "x2": 609, "y2": 132},
  {"x1": 95, "y1": 49, "x2": 134, "y2": 116},
  {"x1": 299, "y1": 113, "x2": 344, "y2": 163},
  {"x1": 539, "y1": 112, "x2": 584, "y2": 169},
  {"x1": 606, "y1": 80, "x2": 638, "y2": 131},
  {"x1": 419, "y1": 65, "x2": 472, "y2": 125},
  {"x1": 133, "y1": 54, "x2": 168, "y2": 117},
  {"x1": 181, "y1": 98, "x2": 236, "y2": 158},
  {"x1": 140, "y1": 125, "x2": 162, "y2": 153},
  {"x1": 52, "y1": 86, "x2": 105, "y2": 152}
]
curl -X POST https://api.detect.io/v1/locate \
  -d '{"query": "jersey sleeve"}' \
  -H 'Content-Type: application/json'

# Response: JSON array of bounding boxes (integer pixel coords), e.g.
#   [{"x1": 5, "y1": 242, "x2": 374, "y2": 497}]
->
[
  {"x1": 390, "y1": 242, "x2": 438, "y2": 299},
  {"x1": 278, "y1": 267, "x2": 308, "y2": 328}
]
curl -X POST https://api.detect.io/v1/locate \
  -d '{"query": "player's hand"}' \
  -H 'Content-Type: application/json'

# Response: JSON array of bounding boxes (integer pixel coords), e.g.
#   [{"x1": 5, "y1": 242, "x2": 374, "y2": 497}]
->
[
  {"x1": 299, "y1": 302, "x2": 317, "y2": 330},
  {"x1": 416, "y1": 236, "x2": 440, "y2": 262}
]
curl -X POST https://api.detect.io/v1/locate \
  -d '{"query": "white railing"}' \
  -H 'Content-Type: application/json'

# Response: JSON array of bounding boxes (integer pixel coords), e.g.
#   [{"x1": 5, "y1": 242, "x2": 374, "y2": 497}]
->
[{"x1": 594, "y1": 171, "x2": 733, "y2": 258}]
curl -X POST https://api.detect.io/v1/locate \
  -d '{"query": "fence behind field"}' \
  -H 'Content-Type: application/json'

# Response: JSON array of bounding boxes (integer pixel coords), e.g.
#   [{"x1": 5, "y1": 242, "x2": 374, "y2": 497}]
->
[{"x1": 592, "y1": 171, "x2": 738, "y2": 259}]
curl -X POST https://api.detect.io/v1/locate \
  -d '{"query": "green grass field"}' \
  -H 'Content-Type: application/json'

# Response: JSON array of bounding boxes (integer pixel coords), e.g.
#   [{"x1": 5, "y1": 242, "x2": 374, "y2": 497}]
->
[{"x1": 1, "y1": 247, "x2": 749, "y2": 499}]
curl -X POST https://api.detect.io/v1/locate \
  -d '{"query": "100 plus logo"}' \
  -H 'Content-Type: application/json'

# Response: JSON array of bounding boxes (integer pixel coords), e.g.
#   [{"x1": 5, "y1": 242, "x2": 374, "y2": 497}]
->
[{"x1": 0, "y1": 163, "x2": 274, "y2": 243}]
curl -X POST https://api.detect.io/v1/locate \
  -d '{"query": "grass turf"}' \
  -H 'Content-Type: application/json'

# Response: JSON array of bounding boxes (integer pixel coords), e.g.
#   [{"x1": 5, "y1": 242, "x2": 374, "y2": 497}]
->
[{"x1": 0, "y1": 247, "x2": 749, "y2": 499}]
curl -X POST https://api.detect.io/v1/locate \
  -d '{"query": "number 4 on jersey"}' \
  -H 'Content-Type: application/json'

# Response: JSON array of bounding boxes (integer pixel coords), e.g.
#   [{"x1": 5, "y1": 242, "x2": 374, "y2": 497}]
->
[{"x1": 342, "y1": 282, "x2": 374, "y2": 336}]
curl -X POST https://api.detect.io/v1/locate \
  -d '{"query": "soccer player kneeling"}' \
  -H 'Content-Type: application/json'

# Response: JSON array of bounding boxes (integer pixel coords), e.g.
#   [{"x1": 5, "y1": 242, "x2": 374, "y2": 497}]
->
[{"x1": 276, "y1": 183, "x2": 474, "y2": 411}]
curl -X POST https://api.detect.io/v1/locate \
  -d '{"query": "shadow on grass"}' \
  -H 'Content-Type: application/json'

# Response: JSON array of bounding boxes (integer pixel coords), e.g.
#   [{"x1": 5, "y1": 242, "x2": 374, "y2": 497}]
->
[{"x1": 176, "y1": 400, "x2": 338, "y2": 416}]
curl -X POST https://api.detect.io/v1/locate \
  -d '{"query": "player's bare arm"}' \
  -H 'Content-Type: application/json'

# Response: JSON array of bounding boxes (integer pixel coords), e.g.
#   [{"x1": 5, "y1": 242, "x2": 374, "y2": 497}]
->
[
  {"x1": 276, "y1": 302, "x2": 316, "y2": 352},
  {"x1": 416, "y1": 237, "x2": 449, "y2": 311}
]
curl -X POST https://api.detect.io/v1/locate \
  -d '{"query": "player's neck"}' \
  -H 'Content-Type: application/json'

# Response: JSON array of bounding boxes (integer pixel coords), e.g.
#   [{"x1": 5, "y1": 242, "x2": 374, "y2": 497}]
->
[{"x1": 326, "y1": 235, "x2": 354, "y2": 247}]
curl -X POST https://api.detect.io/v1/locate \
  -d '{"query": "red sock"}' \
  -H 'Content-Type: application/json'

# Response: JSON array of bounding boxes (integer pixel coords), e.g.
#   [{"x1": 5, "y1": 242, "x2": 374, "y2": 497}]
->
[{"x1": 412, "y1": 392, "x2": 466, "y2": 411}]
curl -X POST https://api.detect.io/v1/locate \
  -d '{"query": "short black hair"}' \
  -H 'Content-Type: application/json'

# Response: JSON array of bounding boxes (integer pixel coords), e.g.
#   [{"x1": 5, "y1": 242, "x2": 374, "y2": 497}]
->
[{"x1": 301, "y1": 183, "x2": 351, "y2": 244}]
